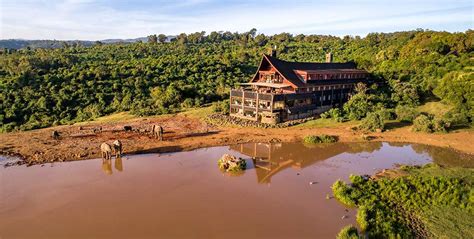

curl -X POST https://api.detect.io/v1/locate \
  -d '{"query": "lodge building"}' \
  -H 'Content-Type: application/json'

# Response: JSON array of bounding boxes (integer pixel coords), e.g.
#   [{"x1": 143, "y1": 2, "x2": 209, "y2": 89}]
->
[{"x1": 229, "y1": 51, "x2": 370, "y2": 124}]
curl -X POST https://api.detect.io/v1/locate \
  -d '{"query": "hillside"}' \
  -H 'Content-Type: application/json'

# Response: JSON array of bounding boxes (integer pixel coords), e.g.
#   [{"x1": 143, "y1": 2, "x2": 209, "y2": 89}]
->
[{"x1": 0, "y1": 29, "x2": 473, "y2": 132}]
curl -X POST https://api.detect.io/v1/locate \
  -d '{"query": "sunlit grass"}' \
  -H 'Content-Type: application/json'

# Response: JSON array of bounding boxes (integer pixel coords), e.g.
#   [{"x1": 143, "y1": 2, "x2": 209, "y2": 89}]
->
[
  {"x1": 417, "y1": 101, "x2": 453, "y2": 117},
  {"x1": 295, "y1": 118, "x2": 357, "y2": 128}
]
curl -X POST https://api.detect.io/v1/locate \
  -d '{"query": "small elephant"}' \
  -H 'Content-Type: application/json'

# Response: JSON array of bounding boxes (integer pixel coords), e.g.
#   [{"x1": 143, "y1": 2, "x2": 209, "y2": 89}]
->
[
  {"x1": 151, "y1": 125, "x2": 163, "y2": 140},
  {"x1": 112, "y1": 140, "x2": 122, "y2": 158},
  {"x1": 100, "y1": 142, "x2": 112, "y2": 160}
]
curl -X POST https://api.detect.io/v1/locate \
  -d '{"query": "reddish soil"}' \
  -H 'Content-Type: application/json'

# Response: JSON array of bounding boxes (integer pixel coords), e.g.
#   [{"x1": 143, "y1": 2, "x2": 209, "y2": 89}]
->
[{"x1": 1, "y1": 115, "x2": 473, "y2": 165}]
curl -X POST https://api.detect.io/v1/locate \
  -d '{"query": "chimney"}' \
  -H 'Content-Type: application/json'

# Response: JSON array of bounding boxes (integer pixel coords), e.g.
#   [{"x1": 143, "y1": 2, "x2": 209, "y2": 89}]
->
[
  {"x1": 325, "y1": 52, "x2": 333, "y2": 63},
  {"x1": 270, "y1": 45, "x2": 277, "y2": 57}
]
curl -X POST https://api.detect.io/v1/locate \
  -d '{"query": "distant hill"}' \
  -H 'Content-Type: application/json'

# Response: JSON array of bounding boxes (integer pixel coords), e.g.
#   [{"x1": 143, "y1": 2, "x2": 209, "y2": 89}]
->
[{"x1": 0, "y1": 36, "x2": 176, "y2": 49}]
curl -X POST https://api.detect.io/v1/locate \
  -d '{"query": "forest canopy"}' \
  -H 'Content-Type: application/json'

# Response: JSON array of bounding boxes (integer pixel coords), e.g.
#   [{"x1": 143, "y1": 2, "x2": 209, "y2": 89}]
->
[{"x1": 0, "y1": 29, "x2": 472, "y2": 132}]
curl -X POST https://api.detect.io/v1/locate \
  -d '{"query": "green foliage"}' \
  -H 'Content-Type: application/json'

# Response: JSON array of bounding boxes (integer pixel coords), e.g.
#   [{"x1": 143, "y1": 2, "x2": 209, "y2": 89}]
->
[
  {"x1": 434, "y1": 70, "x2": 473, "y2": 123},
  {"x1": 212, "y1": 100, "x2": 230, "y2": 114},
  {"x1": 303, "y1": 134, "x2": 338, "y2": 144},
  {"x1": 1, "y1": 30, "x2": 472, "y2": 132},
  {"x1": 332, "y1": 165, "x2": 474, "y2": 238},
  {"x1": 336, "y1": 225, "x2": 360, "y2": 239},
  {"x1": 343, "y1": 83, "x2": 389, "y2": 121},
  {"x1": 390, "y1": 80, "x2": 420, "y2": 106},
  {"x1": 412, "y1": 114, "x2": 449, "y2": 133},
  {"x1": 360, "y1": 109, "x2": 386, "y2": 132},
  {"x1": 356, "y1": 206, "x2": 369, "y2": 232},
  {"x1": 320, "y1": 108, "x2": 344, "y2": 122},
  {"x1": 395, "y1": 105, "x2": 419, "y2": 122}
]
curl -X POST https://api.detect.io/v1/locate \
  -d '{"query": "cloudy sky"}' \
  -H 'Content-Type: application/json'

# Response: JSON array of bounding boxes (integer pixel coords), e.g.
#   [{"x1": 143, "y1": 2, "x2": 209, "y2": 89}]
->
[{"x1": 1, "y1": 0, "x2": 473, "y2": 40}]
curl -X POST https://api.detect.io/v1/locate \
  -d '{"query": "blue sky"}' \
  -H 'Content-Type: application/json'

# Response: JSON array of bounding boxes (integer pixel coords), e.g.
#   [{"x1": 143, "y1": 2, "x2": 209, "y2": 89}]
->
[{"x1": 1, "y1": 0, "x2": 472, "y2": 40}]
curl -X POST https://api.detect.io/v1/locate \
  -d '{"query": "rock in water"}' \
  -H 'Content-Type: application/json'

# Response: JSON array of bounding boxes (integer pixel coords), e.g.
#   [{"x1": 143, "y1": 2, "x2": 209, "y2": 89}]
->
[{"x1": 217, "y1": 154, "x2": 246, "y2": 172}]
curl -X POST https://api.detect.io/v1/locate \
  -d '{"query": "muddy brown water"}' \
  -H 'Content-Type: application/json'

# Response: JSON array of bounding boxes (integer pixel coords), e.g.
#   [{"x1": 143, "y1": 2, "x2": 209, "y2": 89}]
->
[{"x1": 1, "y1": 142, "x2": 472, "y2": 239}]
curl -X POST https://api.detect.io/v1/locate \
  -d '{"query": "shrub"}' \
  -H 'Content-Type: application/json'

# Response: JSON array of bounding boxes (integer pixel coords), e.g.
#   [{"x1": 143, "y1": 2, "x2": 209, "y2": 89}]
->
[
  {"x1": 303, "y1": 134, "x2": 337, "y2": 144},
  {"x1": 336, "y1": 225, "x2": 360, "y2": 239},
  {"x1": 320, "y1": 108, "x2": 344, "y2": 122},
  {"x1": 331, "y1": 180, "x2": 356, "y2": 207},
  {"x1": 412, "y1": 114, "x2": 433, "y2": 132},
  {"x1": 395, "y1": 105, "x2": 419, "y2": 122},
  {"x1": 212, "y1": 100, "x2": 230, "y2": 114},
  {"x1": 356, "y1": 206, "x2": 369, "y2": 231},
  {"x1": 412, "y1": 114, "x2": 449, "y2": 133},
  {"x1": 360, "y1": 111, "x2": 385, "y2": 132}
]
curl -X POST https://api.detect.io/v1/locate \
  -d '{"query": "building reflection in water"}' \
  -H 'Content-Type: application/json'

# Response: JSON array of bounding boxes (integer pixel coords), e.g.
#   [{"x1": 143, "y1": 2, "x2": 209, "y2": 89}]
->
[
  {"x1": 101, "y1": 157, "x2": 124, "y2": 175},
  {"x1": 230, "y1": 142, "x2": 383, "y2": 184}
]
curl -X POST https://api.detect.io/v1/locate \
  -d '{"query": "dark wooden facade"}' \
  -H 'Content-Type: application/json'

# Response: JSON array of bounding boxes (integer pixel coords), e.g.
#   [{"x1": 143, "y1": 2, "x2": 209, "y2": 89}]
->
[{"x1": 229, "y1": 54, "x2": 369, "y2": 123}]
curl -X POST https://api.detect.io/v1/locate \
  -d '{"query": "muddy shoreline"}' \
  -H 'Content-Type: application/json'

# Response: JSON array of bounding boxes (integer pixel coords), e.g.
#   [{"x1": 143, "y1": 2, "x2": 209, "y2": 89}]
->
[{"x1": 1, "y1": 115, "x2": 473, "y2": 166}]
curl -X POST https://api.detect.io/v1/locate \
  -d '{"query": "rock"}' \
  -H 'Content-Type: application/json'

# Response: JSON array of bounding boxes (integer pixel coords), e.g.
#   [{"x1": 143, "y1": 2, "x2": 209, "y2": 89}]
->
[
  {"x1": 217, "y1": 154, "x2": 246, "y2": 172},
  {"x1": 342, "y1": 215, "x2": 348, "y2": 219},
  {"x1": 309, "y1": 181, "x2": 318, "y2": 185}
]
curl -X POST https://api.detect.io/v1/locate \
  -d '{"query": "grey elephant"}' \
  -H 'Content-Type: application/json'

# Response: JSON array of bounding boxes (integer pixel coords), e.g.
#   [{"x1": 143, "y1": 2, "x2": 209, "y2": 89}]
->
[
  {"x1": 151, "y1": 125, "x2": 163, "y2": 140},
  {"x1": 112, "y1": 140, "x2": 122, "y2": 158},
  {"x1": 100, "y1": 142, "x2": 112, "y2": 160}
]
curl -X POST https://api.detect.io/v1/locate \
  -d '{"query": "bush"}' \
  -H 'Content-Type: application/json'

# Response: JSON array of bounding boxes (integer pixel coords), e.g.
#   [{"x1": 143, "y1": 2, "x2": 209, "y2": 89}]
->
[
  {"x1": 320, "y1": 108, "x2": 344, "y2": 122},
  {"x1": 360, "y1": 111, "x2": 385, "y2": 132},
  {"x1": 412, "y1": 114, "x2": 433, "y2": 132},
  {"x1": 395, "y1": 105, "x2": 419, "y2": 122},
  {"x1": 412, "y1": 114, "x2": 449, "y2": 133},
  {"x1": 336, "y1": 225, "x2": 360, "y2": 239},
  {"x1": 212, "y1": 100, "x2": 230, "y2": 114},
  {"x1": 356, "y1": 206, "x2": 369, "y2": 231},
  {"x1": 303, "y1": 134, "x2": 338, "y2": 144}
]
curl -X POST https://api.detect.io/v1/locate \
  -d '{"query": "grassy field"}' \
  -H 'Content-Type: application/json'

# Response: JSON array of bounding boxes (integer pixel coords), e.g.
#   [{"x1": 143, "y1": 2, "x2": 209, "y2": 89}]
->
[
  {"x1": 417, "y1": 100, "x2": 453, "y2": 117},
  {"x1": 295, "y1": 118, "x2": 357, "y2": 128}
]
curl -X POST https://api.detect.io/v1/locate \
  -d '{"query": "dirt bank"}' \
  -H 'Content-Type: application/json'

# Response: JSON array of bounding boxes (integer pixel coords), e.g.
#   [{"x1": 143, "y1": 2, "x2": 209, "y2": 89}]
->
[{"x1": 1, "y1": 114, "x2": 473, "y2": 165}]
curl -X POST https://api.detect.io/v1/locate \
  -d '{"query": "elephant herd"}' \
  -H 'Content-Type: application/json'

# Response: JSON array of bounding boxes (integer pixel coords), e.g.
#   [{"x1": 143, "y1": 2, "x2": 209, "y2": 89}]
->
[
  {"x1": 51, "y1": 124, "x2": 165, "y2": 161},
  {"x1": 100, "y1": 124, "x2": 165, "y2": 160}
]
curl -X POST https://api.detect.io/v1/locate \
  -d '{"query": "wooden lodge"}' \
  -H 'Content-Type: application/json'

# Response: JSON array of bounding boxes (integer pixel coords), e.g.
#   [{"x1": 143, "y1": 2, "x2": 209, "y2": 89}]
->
[{"x1": 229, "y1": 51, "x2": 370, "y2": 124}]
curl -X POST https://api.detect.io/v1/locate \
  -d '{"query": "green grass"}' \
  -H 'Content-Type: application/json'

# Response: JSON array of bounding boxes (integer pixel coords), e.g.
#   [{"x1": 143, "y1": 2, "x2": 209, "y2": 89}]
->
[
  {"x1": 178, "y1": 106, "x2": 214, "y2": 119},
  {"x1": 74, "y1": 112, "x2": 137, "y2": 125},
  {"x1": 295, "y1": 118, "x2": 355, "y2": 128},
  {"x1": 336, "y1": 225, "x2": 360, "y2": 239},
  {"x1": 333, "y1": 164, "x2": 474, "y2": 238},
  {"x1": 417, "y1": 101, "x2": 453, "y2": 117}
]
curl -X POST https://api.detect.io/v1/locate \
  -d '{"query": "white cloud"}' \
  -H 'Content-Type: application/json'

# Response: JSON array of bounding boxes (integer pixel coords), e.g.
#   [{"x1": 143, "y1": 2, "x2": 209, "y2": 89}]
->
[{"x1": 0, "y1": 0, "x2": 472, "y2": 40}]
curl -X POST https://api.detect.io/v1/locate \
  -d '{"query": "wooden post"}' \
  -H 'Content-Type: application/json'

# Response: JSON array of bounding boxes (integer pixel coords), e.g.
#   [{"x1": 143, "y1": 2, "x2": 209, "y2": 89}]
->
[
  {"x1": 255, "y1": 92, "x2": 259, "y2": 121},
  {"x1": 241, "y1": 89, "x2": 245, "y2": 116},
  {"x1": 340, "y1": 86, "x2": 343, "y2": 105},
  {"x1": 331, "y1": 87, "x2": 334, "y2": 106}
]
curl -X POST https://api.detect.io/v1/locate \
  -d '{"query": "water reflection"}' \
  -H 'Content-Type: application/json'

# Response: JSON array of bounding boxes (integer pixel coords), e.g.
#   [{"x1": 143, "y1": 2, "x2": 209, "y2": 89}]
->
[
  {"x1": 231, "y1": 141, "x2": 474, "y2": 184},
  {"x1": 230, "y1": 142, "x2": 383, "y2": 184},
  {"x1": 101, "y1": 157, "x2": 124, "y2": 175}
]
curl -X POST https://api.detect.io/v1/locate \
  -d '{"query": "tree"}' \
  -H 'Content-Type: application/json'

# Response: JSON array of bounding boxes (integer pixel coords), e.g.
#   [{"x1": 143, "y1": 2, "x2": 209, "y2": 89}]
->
[
  {"x1": 147, "y1": 34, "x2": 158, "y2": 44},
  {"x1": 434, "y1": 71, "x2": 473, "y2": 122},
  {"x1": 158, "y1": 34, "x2": 167, "y2": 43}
]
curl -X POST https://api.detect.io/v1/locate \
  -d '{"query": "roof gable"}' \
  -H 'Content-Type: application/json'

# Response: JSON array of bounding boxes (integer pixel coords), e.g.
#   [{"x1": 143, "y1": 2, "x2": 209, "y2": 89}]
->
[{"x1": 251, "y1": 54, "x2": 366, "y2": 88}]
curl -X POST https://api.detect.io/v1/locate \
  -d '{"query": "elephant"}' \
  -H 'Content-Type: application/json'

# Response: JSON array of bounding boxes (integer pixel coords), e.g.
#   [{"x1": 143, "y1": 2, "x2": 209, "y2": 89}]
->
[
  {"x1": 151, "y1": 125, "x2": 163, "y2": 140},
  {"x1": 100, "y1": 142, "x2": 112, "y2": 160},
  {"x1": 112, "y1": 140, "x2": 122, "y2": 158}
]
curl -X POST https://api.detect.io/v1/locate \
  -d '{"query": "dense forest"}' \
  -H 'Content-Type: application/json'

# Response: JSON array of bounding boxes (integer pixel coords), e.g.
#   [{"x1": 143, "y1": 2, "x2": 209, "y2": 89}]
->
[{"x1": 0, "y1": 29, "x2": 472, "y2": 132}]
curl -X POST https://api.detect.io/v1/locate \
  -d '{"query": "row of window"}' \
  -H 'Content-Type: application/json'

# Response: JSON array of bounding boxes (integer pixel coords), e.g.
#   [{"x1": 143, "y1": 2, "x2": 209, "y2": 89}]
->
[
  {"x1": 297, "y1": 84, "x2": 353, "y2": 92},
  {"x1": 307, "y1": 73, "x2": 367, "y2": 80}
]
